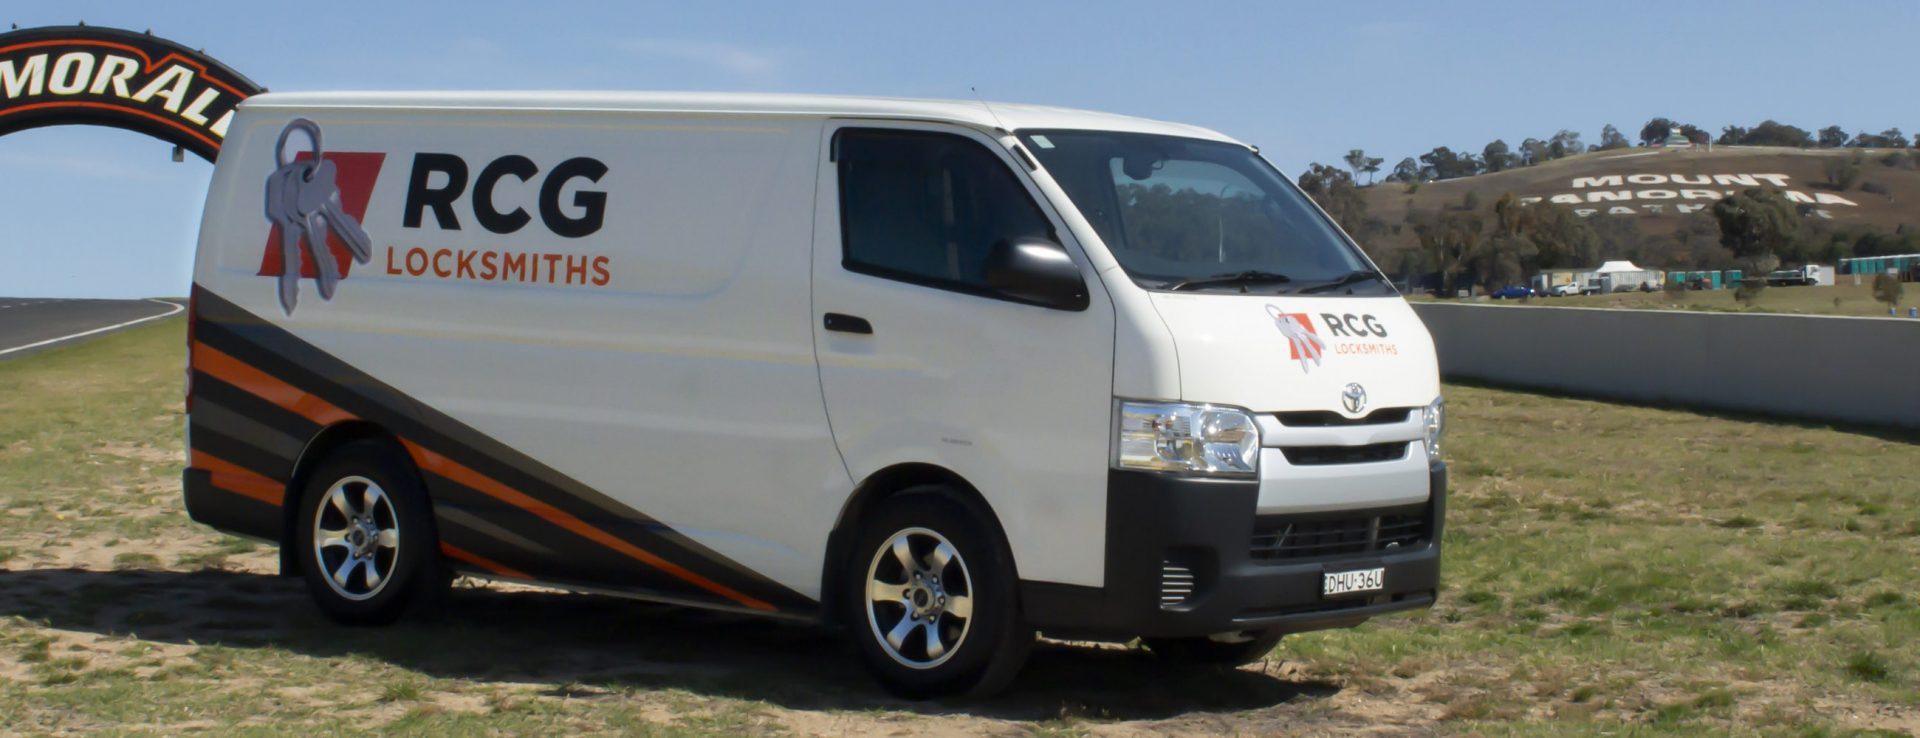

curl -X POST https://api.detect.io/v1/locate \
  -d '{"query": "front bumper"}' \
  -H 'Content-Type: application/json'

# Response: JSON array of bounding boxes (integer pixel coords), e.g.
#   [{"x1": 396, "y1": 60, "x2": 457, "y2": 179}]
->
[{"x1": 1022, "y1": 464, "x2": 1446, "y2": 640}]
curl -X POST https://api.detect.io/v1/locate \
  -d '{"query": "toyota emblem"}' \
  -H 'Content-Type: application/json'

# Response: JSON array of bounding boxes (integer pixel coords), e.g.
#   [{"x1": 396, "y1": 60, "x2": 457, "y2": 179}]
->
[{"x1": 1341, "y1": 383, "x2": 1368, "y2": 415}]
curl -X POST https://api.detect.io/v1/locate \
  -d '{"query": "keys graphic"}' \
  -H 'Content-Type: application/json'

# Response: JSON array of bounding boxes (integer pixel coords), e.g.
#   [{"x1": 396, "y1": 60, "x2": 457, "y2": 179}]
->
[{"x1": 264, "y1": 118, "x2": 373, "y2": 314}]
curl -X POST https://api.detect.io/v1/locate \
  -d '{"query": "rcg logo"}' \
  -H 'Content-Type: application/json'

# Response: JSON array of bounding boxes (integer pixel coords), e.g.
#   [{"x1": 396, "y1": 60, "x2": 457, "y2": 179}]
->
[
  {"x1": 402, "y1": 153, "x2": 609, "y2": 238},
  {"x1": 257, "y1": 118, "x2": 385, "y2": 315},
  {"x1": 1266, "y1": 305, "x2": 1326, "y2": 373}
]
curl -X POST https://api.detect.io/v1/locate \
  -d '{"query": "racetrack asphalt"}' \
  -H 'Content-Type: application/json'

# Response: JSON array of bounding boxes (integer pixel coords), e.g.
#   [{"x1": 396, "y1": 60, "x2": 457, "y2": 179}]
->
[{"x1": 0, "y1": 297, "x2": 184, "y2": 360}]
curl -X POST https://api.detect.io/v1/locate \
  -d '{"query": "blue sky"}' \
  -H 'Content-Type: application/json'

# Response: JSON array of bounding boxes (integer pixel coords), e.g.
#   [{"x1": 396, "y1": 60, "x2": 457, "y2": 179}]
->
[{"x1": 3, "y1": 0, "x2": 1915, "y2": 297}]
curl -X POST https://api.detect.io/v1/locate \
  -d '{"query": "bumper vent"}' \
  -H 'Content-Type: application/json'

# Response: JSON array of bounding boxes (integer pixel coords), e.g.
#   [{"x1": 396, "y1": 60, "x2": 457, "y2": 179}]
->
[
  {"x1": 1274, "y1": 407, "x2": 1413, "y2": 427},
  {"x1": 1159, "y1": 562, "x2": 1196, "y2": 607},
  {"x1": 1280, "y1": 442, "x2": 1410, "y2": 466},
  {"x1": 1250, "y1": 509, "x2": 1428, "y2": 562}
]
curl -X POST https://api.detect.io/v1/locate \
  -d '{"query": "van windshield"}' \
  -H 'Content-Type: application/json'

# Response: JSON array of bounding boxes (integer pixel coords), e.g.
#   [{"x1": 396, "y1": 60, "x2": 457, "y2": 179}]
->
[{"x1": 1018, "y1": 130, "x2": 1389, "y2": 295}]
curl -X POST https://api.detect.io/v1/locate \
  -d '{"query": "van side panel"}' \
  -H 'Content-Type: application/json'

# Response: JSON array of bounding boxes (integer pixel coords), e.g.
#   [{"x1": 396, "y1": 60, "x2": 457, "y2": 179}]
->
[{"x1": 190, "y1": 106, "x2": 843, "y2": 614}]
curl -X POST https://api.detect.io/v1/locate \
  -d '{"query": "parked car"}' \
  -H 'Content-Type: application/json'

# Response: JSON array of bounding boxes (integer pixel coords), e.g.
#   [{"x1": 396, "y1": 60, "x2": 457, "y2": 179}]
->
[
  {"x1": 1548, "y1": 283, "x2": 1581, "y2": 297},
  {"x1": 1490, "y1": 285, "x2": 1533, "y2": 300}
]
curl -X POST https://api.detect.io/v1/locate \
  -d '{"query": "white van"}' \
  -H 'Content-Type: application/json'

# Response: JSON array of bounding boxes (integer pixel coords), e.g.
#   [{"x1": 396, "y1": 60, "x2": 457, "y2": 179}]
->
[{"x1": 184, "y1": 92, "x2": 1446, "y2": 696}]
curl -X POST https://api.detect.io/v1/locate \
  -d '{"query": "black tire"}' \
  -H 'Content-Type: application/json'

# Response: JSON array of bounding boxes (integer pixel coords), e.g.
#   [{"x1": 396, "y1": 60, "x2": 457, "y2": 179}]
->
[
  {"x1": 293, "y1": 439, "x2": 447, "y2": 626},
  {"x1": 842, "y1": 487, "x2": 1033, "y2": 698},
  {"x1": 1144, "y1": 629, "x2": 1286, "y2": 667}
]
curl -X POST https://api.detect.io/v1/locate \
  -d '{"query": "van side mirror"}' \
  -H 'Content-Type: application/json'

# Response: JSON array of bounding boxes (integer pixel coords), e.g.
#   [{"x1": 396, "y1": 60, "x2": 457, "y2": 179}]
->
[{"x1": 985, "y1": 238, "x2": 1089, "y2": 311}]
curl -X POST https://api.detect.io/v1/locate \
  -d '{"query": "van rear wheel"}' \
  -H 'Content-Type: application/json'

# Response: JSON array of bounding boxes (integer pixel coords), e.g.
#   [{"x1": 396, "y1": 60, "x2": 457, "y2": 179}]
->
[
  {"x1": 293, "y1": 439, "x2": 446, "y2": 626},
  {"x1": 1144, "y1": 629, "x2": 1285, "y2": 667},
  {"x1": 844, "y1": 488, "x2": 1032, "y2": 698}
]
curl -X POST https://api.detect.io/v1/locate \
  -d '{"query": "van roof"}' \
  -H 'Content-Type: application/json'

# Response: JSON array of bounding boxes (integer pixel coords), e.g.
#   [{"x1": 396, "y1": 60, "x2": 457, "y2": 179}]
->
[{"x1": 242, "y1": 91, "x2": 1241, "y2": 144}]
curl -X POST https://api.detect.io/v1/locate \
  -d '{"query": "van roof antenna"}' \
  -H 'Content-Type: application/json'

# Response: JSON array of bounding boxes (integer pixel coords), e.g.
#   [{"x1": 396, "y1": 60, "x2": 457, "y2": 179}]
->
[{"x1": 970, "y1": 86, "x2": 1009, "y2": 136}]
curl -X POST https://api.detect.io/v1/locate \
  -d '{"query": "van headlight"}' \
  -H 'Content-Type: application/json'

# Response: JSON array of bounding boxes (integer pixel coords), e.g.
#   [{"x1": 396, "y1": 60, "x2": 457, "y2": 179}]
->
[
  {"x1": 1422, "y1": 396, "x2": 1446, "y2": 464},
  {"x1": 1115, "y1": 401, "x2": 1259, "y2": 476}
]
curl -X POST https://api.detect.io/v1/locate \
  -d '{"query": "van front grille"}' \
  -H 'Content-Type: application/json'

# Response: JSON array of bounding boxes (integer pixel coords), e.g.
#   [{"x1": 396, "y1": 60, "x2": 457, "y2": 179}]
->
[
  {"x1": 1249, "y1": 510, "x2": 1427, "y2": 562},
  {"x1": 1280, "y1": 442, "x2": 1410, "y2": 466},
  {"x1": 1160, "y1": 563, "x2": 1196, "y2": 607},
  {"x1": 1274, "y1": 408, "x2": 1413, "y2": 427}
]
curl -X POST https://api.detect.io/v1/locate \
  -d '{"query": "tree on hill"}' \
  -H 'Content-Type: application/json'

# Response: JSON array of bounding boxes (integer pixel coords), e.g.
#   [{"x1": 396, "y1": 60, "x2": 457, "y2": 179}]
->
[
  {"x1": 1419, "y1": 147, "x2": 1480, "y2": 180},
  {"x1": 1389, "y1": 157, "x2": 1420, "y2": 183},
  {"x1": 1482, "y1": 140, "x2": 1515, "y2": 173},
  {"x1": 1850, "y1": 128, "x2": 1910, "y2": 148},
  {"x1": 1640, "y1": 117, "x2": 1678, "y2": 146},
  {"x1": 1818, "y1": 125, "x2": 1849, "y2": 148},
  {"x1": 1716, "y1": 120, "x2": 1813, "y2": 147},
  {"x1": 1598, "y1": 125, "x2": 1631, "y2": 150},
  {"x1": 1825, "y1": 151, "x2": 1864, "y2": 191},
  {"x1": 1711, "y1": 188, "x2": 1800, "y2": 267},
  {"x1": 1362, "y1": 155, "x2": 1384, "y2": 185},
  {"x1": 1548, "y1": 130, "x2": 1583, "y2": 159},
  {"x1": 1343, "y1": 149, "x2": 1369, "y2": 181},
  {"x1": 1297, "y1": 163, "x2": 1374, "y2": 237},
  {"x1": 1744, "y1": 120, "x2": 1813, "y2": 147},
  {"x1": 1678, "y1": 124, "x2": 1709, "y2": 145},
  {"x1": 1519, "y1": 138, "x2": 1550, "y2": 166}
]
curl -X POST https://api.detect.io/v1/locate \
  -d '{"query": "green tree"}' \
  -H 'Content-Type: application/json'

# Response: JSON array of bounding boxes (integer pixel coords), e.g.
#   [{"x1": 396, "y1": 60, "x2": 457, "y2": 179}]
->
[
  {"x1": 1547, "y1": 130, "x2": 1583, "y2": 159},
  {"x1": 1362, "y1": 155, "x2": 1384, "y2": 185},
  {"x1": 1873, "y1": 272, "x2": 1905, "y2": 309},
  {"x1": 1389, "y1": 157, "x2": 1420, "y2": 183},
  {"x1": 1598, "y1": 125, "x2": 1630, "y2": 150},
  {"x1": 1640, "y1": 117, "x2": 1677, "y2": 146},
  {"x1": 1818, "y1": 125, "x2": 1849, "y2": 148},
  {"x1": 1418, "y1": 146, "x2": 1479, "y2": 180},
  {"x1": 1727, "y1": 120, "x2": 1813, "y2": 147},
  {"x1": 1343, "y1": 149, "x2": 1369, "y2": 181},
  {"x1": 1519, "y1": 138, "x2": 1550, "y2": 166},
  {"x1": 1296, "y1": 163, "x2": 1372, "y2": 238},
  {"x1": 1412, "y1": 209, "x2": 1484, "y2": 295},
  {"x1": 1826, "y1": 151, "x2": 1864, "y2": 190},
  {"x1": 1525, "y1": 201, "x2": 1602, "y2": 268},
  {"x1": 1711, "y1": 188, "x2": 1800, "y2": 266},
  {"x1": 1482, "y1": 139, "x2": 1514, "y2": 173}
]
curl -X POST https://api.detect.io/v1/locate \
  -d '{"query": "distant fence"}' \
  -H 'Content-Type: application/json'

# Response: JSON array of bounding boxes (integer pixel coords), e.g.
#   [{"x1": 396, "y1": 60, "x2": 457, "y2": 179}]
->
[{"x1": 1409, "y1": 303, "x2": 1920, "y2": 430}]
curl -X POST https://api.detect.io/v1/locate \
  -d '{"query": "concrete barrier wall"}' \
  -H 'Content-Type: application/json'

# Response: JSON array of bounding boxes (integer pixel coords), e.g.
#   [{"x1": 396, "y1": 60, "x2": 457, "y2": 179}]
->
[{"x1": 1409, "y1": 302, "x2": 1920, "y2": 429}]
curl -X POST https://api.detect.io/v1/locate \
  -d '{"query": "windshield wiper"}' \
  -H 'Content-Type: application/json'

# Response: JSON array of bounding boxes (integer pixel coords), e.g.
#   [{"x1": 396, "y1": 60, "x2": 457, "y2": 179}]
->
[
  {"x1": 1296, "y1": 270, "x2": 1388, "y2": 294},
  {"x1": 1165, "y1": 270, "x2": 1293, "y2": 292}
]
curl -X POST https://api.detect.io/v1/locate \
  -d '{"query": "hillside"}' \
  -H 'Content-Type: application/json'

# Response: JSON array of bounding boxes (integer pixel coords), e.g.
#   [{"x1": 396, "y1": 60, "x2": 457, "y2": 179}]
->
[{"x1": 1357, "y1": 146, "x2": 1920, "y2": 257}]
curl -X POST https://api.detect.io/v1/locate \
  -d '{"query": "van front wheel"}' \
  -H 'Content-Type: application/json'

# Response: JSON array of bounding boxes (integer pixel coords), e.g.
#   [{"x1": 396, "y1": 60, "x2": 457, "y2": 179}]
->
[{"x1": 844, "y1": 488, "x2": 1032, "y2": 698}]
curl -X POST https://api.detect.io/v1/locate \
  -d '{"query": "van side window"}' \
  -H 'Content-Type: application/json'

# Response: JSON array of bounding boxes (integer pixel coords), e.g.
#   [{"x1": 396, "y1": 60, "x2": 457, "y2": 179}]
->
[{"x1": 836, "y1": 128, "x2": 1054, "y2": 294}]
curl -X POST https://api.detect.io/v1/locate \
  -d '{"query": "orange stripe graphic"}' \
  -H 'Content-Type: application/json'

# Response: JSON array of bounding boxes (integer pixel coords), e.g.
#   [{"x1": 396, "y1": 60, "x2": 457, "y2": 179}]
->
[
  {"x1": 191, "y1": 341, "x2": 356, "y2": 426},
  {"x1": 403, "y1": 440, "x2": 776, "y2": 612},
  {"x1": 440, "y1": 542, "x2": 531, "y2": 580},
  {"x1": 191, "y1": 450, "x2": 283, "y2": 507}
]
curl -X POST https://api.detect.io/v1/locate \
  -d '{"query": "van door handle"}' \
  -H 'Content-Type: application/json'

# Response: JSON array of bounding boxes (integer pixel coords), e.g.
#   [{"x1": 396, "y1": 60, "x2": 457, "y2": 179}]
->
[{"x1": 822, "y1": 313, "x2": 873, "y2": 335}]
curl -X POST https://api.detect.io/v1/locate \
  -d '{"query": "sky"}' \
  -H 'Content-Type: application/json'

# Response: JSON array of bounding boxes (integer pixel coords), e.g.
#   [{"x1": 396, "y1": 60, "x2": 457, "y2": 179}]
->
[{"x1": 2, "y1": 0, "x2": 1916, "y2": 298}]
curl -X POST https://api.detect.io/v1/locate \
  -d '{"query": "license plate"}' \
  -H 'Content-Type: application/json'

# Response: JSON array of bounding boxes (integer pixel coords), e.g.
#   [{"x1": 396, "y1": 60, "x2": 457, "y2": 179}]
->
[{"x1": 1323, "y1": 567, "x2": 1385, "y2": 597}]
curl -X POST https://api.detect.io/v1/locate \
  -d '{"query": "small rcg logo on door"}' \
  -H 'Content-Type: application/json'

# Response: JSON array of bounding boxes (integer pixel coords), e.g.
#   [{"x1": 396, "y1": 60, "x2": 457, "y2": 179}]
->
[{"x1": 1341, "y1": 383, "x2": 1368, "y2": 415}]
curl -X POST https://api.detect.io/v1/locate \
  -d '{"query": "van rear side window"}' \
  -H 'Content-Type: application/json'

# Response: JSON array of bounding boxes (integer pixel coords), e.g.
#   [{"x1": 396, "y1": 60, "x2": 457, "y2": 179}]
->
[{"x1": 836, "y1": 128, "x2": 1053, "y2": 295}]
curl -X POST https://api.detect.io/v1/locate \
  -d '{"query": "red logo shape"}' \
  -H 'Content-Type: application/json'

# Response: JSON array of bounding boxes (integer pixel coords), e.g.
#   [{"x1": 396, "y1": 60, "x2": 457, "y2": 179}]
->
[
  {"x1": 1278, "y1": 312, "x2": 1319, "y2": 359},
  {"x1": 257, "y1": 151, "x2": 385, "y2": 279}
]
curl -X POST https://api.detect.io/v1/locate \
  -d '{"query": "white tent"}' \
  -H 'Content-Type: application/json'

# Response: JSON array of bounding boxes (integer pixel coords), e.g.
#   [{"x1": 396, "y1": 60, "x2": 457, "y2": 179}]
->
[
  {"x1": 1595, "y1": 260, "x2": 1646, "y2": 274},
  {"x1": 1593, "y1": 261, "x2": 1662, "y2": 291}
]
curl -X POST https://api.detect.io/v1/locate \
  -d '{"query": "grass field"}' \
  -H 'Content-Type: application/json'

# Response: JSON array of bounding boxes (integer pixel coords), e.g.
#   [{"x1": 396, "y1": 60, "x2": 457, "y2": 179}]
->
[
  {"x1": 1414, "y1": 282, "x2": 1918, "y2": 318},
  {"x1": 1, "y1": 320, "x2": 1916, "y2": 736}
]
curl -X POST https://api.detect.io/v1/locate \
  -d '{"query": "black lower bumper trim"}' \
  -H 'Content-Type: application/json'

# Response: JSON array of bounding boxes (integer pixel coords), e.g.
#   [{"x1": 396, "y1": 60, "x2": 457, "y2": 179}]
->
[{"x1": 1022, "y1": 464, "x2": 1447, "y2": 640}]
